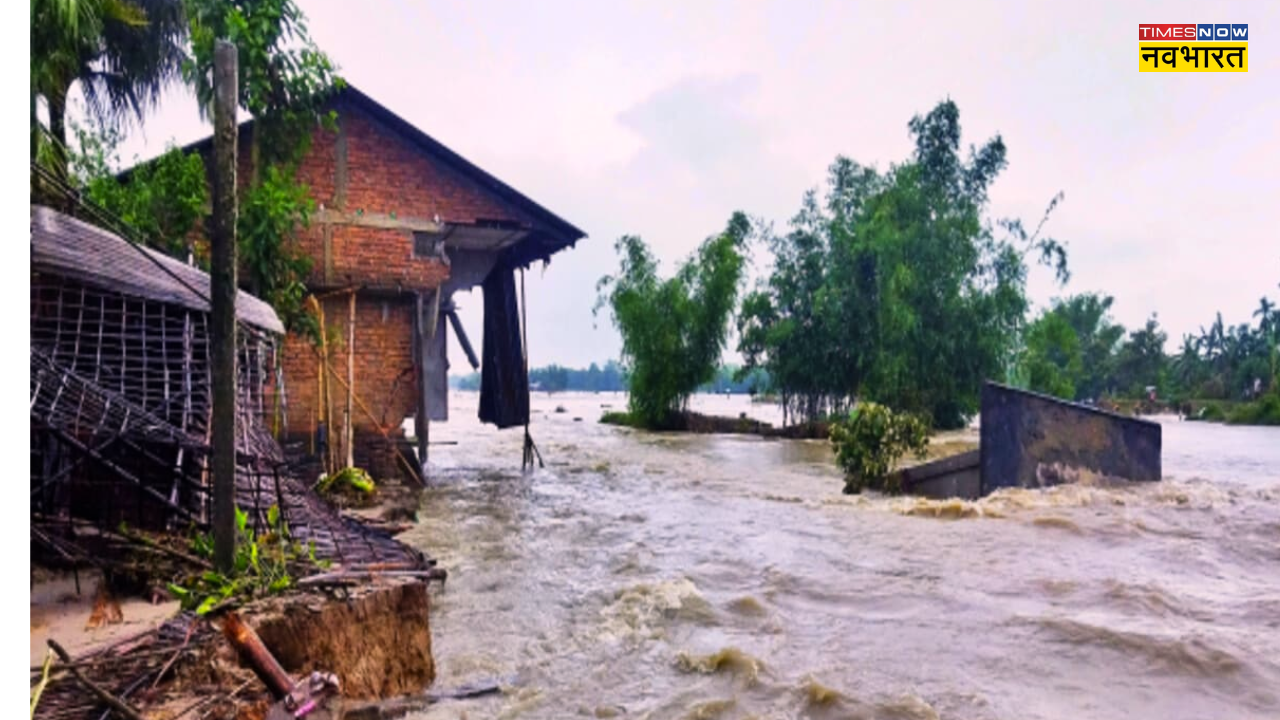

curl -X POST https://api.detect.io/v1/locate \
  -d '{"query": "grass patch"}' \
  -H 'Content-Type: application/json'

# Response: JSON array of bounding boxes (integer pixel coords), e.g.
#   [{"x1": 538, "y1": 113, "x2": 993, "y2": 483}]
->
[{"x1": 600, "y1": 410, "x2": 640, "y2": 427}]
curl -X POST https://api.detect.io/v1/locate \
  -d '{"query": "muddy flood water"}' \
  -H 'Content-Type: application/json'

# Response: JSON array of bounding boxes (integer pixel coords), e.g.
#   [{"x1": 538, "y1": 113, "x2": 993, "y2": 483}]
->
[{"x1": 399, "y1": 392, "x2": 1280, "y2": 720}]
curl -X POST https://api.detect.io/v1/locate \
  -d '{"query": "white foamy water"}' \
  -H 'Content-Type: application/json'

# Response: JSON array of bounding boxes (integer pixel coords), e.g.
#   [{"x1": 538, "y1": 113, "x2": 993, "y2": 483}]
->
[{"x1": 397, "y1": 392, "x2": 1280, "y2": 719}]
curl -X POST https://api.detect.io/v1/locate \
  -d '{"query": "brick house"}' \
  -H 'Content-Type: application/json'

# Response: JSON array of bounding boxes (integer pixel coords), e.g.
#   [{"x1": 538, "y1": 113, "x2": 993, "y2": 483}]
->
[{"x1": 182, "y1": 85, "x2": 586, "y2": 482}]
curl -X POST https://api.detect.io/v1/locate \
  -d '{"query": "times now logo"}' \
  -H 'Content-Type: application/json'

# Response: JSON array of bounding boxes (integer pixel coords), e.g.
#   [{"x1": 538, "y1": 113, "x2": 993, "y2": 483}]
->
[{"x1": 1139, "y1": 24, "x2": 1249, "y2": 41}]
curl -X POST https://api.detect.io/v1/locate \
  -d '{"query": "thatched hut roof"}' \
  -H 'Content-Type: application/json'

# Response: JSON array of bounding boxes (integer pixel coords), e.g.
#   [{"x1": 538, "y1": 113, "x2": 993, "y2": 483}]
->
[{"x1": 31, "y1": 205, "x2": 284, "y2": 334}]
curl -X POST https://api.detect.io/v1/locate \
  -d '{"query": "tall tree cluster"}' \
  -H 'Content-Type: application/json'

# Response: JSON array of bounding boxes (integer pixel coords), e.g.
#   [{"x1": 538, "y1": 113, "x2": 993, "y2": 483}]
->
[{"x1": 736, "y1": 100, "x2": 1068, "y2": 429}]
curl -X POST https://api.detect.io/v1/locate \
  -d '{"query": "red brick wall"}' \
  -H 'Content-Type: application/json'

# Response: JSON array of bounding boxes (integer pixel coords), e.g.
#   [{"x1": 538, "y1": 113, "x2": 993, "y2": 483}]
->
[
  {"x1": 337, "y1": 108, "x2": 523, "y2": 224},
  {"x1": 289, "y1": 101, "x2": 531, "y2": 289},
  {"x1": 280, "y1": 295, "x2": 418, "y2": 459},
  {"x1": 209, "y1": 94, "x2": 533, "y2": 480}
]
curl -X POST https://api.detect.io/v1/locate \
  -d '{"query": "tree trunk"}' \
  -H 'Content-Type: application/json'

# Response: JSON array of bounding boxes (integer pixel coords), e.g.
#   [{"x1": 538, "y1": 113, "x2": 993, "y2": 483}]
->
[
  {"x1": 47, "y1": 88, "x2": 69, "y2": 180},
  {"x1": 30, "y1": 92, "x2": 39, "y2": 165}
]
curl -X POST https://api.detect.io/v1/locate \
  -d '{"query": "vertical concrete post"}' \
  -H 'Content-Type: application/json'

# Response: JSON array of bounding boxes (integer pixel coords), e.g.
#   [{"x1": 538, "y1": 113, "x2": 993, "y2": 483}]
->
[{"x1": 211, "y1": 39, "x2": 239, "y2": 573}]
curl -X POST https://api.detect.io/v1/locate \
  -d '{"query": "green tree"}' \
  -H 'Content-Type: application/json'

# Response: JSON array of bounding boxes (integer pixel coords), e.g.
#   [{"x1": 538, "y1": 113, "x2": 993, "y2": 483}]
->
[
  {"x1": 741, "y1": 99, "x2": 1068, "y2": 429},
  {"x1": 1017, "y1": 293, "x2": 1124, "y2": 401},
  {"x1": 31, "y1": 0, "x2": 187, "y2": 178},
  {"x1": 830, "y1": 403, "x2": 930, "y2": 495},
  {"x1": 1021, "y1": 310, "x2": 1083, "y2": 399},
  {"x1": 1113, "y1": 314, "x2": 1169, "y2": 397},
  {"x1": 1052, "y1": 293, "x2": 1126, "y2": 399},
  {"x1": 185, "y1": 0, "x2": 340, "y2": 167},
  {"x1": 238, "y1": 166, "x2": 315, "y2": 326},
  {"x1": 54, "y1": 0, "x2": 342, "y2": 335},
  {"x1": 72, "y1": 121, "x2": 210, "y2": 258},
  {"x1": 598, "y1": 214, "x2": 752, "y2": 427},
  {"x1": 186, "y1": 0, "x2": 341, "y2": 332}
]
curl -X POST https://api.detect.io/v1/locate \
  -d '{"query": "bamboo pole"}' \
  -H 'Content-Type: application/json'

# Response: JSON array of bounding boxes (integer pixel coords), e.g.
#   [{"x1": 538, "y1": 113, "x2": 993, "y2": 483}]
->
[
  {"x1": 210, "y1": 39, "x2": 239, "y2": 573},
  {"x1": 346, "y1": 290, "x2": 355, "y2": 469},
  {"x1": 320, "y1": 357, "x2": 420, "y2": 481},
  {"x1": 309, "y1": 295, "x2": 333, "y2": 473}
]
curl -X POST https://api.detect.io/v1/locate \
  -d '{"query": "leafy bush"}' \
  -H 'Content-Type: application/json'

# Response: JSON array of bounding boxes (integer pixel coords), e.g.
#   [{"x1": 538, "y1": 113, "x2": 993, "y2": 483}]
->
[
  {"x1": 830, "y1": 403, "x2": 930, "y2": 494},
  {"x1": 72, "y1": 124, "x2": 210, "y2": 260},
  {"x1": 168, "y1": 505, "x2": 327, "y2": 615},
  {"x1": 316, "y1": 466, "x2": 376, "y2": 496},
  {"x1": 238, "y1": 166, "x2": 316, "y2": 332}
]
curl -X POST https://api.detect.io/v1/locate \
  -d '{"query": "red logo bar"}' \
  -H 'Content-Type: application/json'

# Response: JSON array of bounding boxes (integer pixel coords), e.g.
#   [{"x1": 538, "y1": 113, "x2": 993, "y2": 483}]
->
[{"x1": 1139, "y1": 24, "x2": 1197, "y2": 40}]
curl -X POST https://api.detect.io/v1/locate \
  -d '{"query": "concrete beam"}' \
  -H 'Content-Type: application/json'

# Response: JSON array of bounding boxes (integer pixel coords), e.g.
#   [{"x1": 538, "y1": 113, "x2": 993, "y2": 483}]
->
[{"x1": 315, "y1": 208, "x2": 444, "y2": 234}]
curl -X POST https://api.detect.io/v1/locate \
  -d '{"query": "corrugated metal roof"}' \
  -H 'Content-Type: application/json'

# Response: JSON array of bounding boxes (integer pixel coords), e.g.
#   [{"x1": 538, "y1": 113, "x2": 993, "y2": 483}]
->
[{"x1": 31, "y1": 205, "x2": 285, "y2": 334}]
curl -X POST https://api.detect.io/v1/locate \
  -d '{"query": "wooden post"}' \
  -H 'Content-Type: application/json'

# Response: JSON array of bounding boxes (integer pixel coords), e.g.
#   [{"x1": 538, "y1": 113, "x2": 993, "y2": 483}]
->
[
  {"x1": 421, "y1": 289, "x2": 441, "y2": 477},
  {"x1": 210, "y1": 39, "x2": 239, "y2": 573},
  {"x1": 345, "y1": 290, "x2": 355, "y2": 469},
  {"x1": 414, "y1": 292, "x2": 428, "y2": 482}
]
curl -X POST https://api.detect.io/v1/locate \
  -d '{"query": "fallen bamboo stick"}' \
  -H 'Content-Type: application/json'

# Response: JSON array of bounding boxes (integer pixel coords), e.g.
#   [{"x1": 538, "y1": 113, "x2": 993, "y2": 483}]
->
[
  {"x1": 295, "y1": 568, "x2": 447, "y2": 588},
  {"x1": 30, "y1": 650, "x2": 54, "y2": 719},
  {"x1": 340, "y1": 679, "x2": 503, "y2": 719},
  {"x1": 115, "y1": 526, "x2": 213, "y2": 570},
  {"x1": 47, "y1": 640, "x2": 144, "y2": 720},
  {"x1": 28, "y1": 646, "x2": 178, "y2": 674},
  {"x1": 150, "y1": 621, "x2": 197, "y2": 689}
]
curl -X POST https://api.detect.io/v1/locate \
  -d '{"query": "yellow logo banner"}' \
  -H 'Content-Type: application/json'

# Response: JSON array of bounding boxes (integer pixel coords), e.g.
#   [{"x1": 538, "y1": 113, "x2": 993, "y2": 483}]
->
[{"x1": 1139, "y1": 42, "x2": 1248, "y2": 72}]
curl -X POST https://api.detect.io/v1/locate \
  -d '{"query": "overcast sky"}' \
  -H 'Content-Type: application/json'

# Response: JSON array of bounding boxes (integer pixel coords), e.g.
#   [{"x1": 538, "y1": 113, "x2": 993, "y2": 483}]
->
[{"x1": 111, "y1": 0, "x2": 1279, "y2": 370}]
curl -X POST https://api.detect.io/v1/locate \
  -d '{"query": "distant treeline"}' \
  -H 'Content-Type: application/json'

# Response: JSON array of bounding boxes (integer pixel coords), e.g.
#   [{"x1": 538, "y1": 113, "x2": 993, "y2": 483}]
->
[
  {"x1": 1020, "y1": 290, "x2": 1278, "y2": 416},
  {"x1": 450, "y1": 362, "x2": 770, "y2": 395}
]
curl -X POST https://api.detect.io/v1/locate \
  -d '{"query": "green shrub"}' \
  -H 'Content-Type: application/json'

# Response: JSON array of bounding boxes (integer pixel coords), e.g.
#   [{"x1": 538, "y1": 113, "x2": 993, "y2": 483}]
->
[
  {"x1": 830, "y1": 403, "x2": 930, "y2": 494},
  {"x1": 1227, "y1": 392, "x2": 1280, "y2": 426},
  {"x1": 167, "y1": 505, "x2": 327, "y2": 615},
  {"x1": 316, "y1": 466, "x2": 376, "y2": 496}
]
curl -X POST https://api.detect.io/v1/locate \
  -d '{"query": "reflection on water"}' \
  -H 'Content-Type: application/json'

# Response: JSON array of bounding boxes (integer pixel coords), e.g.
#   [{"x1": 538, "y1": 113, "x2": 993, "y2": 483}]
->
[{"x1": 399, "y1": 392, "x2": 1280, "y2": 720}]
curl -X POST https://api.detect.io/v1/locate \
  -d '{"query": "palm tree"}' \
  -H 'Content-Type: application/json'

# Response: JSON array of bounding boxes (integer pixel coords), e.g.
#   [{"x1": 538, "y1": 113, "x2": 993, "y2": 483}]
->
[
  {"x1": 1172, "y1": 334, "x2": 1203, "y2": 390},
  {"x1": 1255, "y1": 296, "x2": 1276, "y2": 336},
  {"x1": 31, "y1": 0, "x2": 187, "y2": 178}
]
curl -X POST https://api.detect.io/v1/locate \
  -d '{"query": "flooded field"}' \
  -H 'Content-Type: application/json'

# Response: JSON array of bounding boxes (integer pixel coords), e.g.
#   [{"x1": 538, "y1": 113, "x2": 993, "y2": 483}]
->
[{"x1": 399, "y1": 392, "x2": 1280, "y2": 720}]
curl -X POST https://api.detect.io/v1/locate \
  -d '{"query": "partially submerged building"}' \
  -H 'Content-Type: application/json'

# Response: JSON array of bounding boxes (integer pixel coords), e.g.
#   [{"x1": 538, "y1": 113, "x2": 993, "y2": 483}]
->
[{"x1": 179, "y1": 86, "x2": 587, "y2": 481}]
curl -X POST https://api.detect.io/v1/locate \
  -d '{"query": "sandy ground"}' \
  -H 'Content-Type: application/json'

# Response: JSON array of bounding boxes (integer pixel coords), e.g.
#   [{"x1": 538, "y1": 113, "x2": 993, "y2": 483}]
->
[{"x1": 31, "y1": 570, "x2": 180, "y2": 666}]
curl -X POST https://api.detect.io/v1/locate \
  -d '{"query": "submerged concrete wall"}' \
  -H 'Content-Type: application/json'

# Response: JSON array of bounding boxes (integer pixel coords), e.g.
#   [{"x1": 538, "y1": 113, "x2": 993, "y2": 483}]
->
[
  {"x1": 979, "y1": 382, "x2": 1162, "y2": 493},
  {"x1": 897, "y1": 449, "x2": 981, "y2": 499}
]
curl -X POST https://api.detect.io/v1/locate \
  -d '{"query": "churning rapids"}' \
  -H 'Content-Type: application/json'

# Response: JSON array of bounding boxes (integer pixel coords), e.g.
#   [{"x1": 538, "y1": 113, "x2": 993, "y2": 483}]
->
[{"x1": 399, "y1": 392, "x2": 1280, "y2": 720}]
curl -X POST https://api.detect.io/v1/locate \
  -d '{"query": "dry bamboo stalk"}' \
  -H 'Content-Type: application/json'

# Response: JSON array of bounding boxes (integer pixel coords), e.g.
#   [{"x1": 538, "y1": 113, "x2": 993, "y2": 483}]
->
[
  {"x1": 319, "y1": 362, "x2": 419, "y2": 480},
  {"x1": 346, "y1": 290, "x2": 355, "y2": 469}
]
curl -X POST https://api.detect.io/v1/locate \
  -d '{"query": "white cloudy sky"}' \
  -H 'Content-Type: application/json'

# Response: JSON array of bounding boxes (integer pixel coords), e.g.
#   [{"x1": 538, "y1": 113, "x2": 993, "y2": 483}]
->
[{"x1": 110, "y1": 0, "x2": 1279, "y2": 369}]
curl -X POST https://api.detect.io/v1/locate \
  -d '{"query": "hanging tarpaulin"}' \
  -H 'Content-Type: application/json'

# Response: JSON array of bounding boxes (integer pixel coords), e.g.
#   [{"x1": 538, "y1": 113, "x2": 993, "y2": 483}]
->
[{"x1": 478, "y1": 262, "x2": 530, "y2": 429}]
